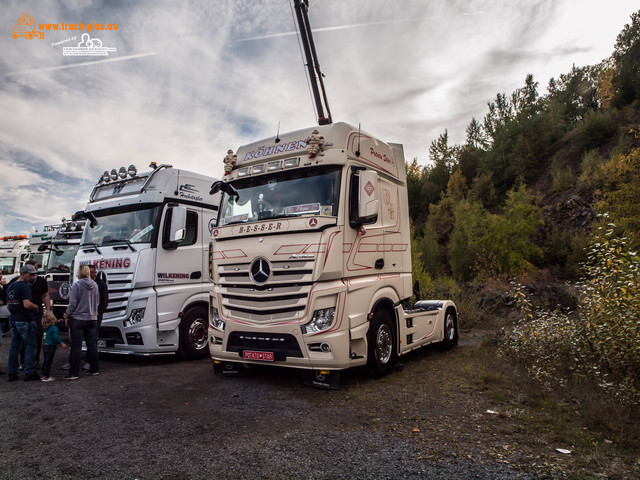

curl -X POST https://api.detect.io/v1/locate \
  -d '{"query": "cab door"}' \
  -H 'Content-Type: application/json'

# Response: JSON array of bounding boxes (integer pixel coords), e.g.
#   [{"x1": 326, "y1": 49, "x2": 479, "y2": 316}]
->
[{"x1": 155, "y1": 205, "x2": 203, "y2": 326}]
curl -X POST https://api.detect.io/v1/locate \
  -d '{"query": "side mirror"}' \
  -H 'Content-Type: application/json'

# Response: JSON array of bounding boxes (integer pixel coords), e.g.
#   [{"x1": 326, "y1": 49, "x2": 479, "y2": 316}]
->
[
  {"x1": 349, "y1": 168, "x2": 379, "y2": 229},
  {"x1": 169, "y1": 206, "x2": 187, "y2": 243},
  {"x1": 210, "y1": 180, "x2": 239, "y2": 198}
]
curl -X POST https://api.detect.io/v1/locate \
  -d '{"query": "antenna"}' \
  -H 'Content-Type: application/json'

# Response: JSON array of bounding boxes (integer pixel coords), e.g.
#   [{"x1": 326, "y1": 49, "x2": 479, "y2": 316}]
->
[
  {"x1": 275, "y1": 121, "x2": 281, "y2": 143},
  {"x1": 356, "y1": 123, "x2": 361, "y2": 157},
  {"x1": 293, "y1": 0, "x2": 332, "y2": 126}
]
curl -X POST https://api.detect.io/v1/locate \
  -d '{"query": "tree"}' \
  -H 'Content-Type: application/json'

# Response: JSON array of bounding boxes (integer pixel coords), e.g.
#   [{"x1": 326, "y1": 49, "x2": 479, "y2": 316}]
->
[{"x1": 612, "y1": 10, "x2": 640, "y2": 106}]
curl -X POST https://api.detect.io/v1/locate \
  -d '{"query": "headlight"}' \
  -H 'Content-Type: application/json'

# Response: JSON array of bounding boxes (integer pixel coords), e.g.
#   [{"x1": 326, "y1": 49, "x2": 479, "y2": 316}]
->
[
  {"x1": 210, "y1": 307, "x2": 225, "y2": 331},
  {"x1": 301, "y1": 307, "x2": 335, "y2": 334},
  {"x1": 123, "y1": 308, "x2": 145, "y2": 328}
]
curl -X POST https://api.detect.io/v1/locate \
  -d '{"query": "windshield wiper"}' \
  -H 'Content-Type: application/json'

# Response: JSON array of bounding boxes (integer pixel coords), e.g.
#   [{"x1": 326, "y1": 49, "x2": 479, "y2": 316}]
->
[
  {"x1": 80, "y1": 242, "x2": 102, "y2": 254},
  {"x1": 104, "y1": 238, "x2": 136, "y2": 252}
]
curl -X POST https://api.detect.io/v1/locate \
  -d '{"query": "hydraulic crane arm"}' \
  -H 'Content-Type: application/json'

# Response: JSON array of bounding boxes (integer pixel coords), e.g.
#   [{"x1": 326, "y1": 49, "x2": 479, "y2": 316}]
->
[{"x1": 293, "y1": 0, "x2": 333, "y2": 125}]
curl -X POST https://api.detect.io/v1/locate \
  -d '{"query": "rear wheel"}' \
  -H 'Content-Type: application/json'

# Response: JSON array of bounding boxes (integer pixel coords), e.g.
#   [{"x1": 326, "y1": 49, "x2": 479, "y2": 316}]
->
[
  {"x1": 177, "y1": 307, "x2": 209, "y2": 359},
  {"x1": 441, "y1": 307, "x2": 458, "y2": 349},
  {"x1": 366, "y1": 309, "x2": 397, "y2": 377}
]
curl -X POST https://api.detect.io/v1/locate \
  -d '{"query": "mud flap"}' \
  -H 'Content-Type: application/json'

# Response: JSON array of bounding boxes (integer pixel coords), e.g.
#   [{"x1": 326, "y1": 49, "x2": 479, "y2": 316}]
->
[
  {"x1": 303, "y1": 370, "x2": 340, "y2": 390},
  {"x1": 212, "y1": 360, "x2": 250, "y2": 376}
]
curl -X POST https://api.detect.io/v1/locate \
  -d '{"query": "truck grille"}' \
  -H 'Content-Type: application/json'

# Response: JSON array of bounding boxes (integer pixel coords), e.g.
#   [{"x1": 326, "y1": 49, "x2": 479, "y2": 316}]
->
[
  {"x1": 217, "y1": 259, "x2": 313, "y2": 322},
  {"x1": 103, "y1": 272, "x2": 134, "y2": 319}
]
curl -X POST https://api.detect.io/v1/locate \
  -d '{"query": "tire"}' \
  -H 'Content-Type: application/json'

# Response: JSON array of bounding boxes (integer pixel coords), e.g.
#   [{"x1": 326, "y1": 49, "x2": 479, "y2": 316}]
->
[
  {"x1": 177, "y1": 306, "x2": 209, "y2": 359},
  {"x1": 366, "y1": 309, "x2": 397, "y2": 377},
  {"x1": 440, "y1": 307, "x2": 458, "y2": 349}
]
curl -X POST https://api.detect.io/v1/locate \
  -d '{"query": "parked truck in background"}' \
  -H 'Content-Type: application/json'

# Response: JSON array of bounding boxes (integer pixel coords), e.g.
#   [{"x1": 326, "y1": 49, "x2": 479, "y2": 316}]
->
[
  {"x1": 0, "y1": 235, "x2": 31, "y2": 281},
  {"x1": 72, "y1": 163, "x2": 220, "y2": 359},
  {"x1": 28, "y1": 225, "x2": 57, "y2": 273},
  {"x1": 34, "y1": 219, "x2": 86, "y2": 320}
]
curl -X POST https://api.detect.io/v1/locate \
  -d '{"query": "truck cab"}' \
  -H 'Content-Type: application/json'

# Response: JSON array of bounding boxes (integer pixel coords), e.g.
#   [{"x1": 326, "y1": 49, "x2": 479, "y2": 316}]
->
[
  {"x1": 208, "y1": 123, "x2": 458, "y2": 386},
  {"x1": 0, "y1": 235, "x2": 31, "y2": 282},
  {"x1": 73, "y1": 163, "x2": 220, "y2": 358}
]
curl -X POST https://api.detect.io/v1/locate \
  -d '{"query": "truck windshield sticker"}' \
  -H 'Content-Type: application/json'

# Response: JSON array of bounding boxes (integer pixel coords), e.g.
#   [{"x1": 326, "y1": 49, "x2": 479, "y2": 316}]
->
[
  {"x1": 224, "y1": 214, "x2": 248, "y2": 225},
  {"x1": 130, "y1": 224, "x2": 154, "y2": 243},
  {"x1": 285, "y1": 203, "x2": 320, "y2": 215}
]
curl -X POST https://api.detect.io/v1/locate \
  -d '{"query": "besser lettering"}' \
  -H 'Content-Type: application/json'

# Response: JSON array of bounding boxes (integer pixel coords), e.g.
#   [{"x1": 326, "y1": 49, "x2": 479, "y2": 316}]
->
[{"x1": 238, "y1": 222, "x2": 282, "y2": 234}]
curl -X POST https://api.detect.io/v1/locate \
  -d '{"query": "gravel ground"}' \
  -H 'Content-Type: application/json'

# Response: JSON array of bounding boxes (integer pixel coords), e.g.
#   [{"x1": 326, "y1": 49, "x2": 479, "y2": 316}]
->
[{"x1": 0, "y1": 330, "x2": 558, "y2": 480}]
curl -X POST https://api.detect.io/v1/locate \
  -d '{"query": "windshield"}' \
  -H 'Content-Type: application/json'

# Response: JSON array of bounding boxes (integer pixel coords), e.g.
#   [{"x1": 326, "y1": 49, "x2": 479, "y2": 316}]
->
[
  {"x1": 0, "y1": 257, "x2": 16, "y2": 275},
  {"x1": 46, "y1": 244, "x2": 79, "y2": 272},
  {"x1": 220, "y1": 166, "x2": 341, "y2": 225},
  {"x1": 83, "y1": 206, "x2": 159, "y2": 246}
]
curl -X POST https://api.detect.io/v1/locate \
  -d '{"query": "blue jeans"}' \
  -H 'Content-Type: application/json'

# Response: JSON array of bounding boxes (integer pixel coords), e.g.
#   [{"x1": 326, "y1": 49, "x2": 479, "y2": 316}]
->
[
  {"x1": 8, "y1": 320, "x2": 37, "y2": 375},
  {"x1": 69, "y1": 319, "x2": 99, "y2": 376},
  {"x1": 42, "y1": 344, "x2": 57, "y2": 378}
]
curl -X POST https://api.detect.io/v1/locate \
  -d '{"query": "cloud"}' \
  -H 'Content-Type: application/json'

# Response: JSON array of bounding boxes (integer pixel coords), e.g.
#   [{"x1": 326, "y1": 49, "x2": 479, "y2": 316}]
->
[{"x1": 1, "y1": 0, "x2": 638, "y2": 234}]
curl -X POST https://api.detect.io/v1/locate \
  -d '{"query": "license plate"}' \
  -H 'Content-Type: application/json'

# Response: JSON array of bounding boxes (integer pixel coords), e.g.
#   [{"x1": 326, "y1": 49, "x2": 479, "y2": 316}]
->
[
  {"x1": 97, "y1": 340, "x2": 106, "y2": 348},
  {"x1": 243, "y1": 350, "x2": 274, "y2": 362}
]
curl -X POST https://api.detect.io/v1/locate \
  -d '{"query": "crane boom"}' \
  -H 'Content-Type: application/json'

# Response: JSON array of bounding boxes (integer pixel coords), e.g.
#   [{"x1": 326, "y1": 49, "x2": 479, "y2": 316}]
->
[{"x1": 293, "y1": 0, "x2": 332, "y2": 125}]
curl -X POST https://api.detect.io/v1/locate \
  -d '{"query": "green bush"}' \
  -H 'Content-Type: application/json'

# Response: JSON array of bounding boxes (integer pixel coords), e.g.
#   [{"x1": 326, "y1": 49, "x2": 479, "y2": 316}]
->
[
  {"x1": 503, "y1": 223, "x2": 640, "y2": 407},
  {"x1": 579, "y1": 110, "x2": 618, "y2": 150},
  {"x1": 550, "y1": 157, "x2": 576, "y2": 193}
]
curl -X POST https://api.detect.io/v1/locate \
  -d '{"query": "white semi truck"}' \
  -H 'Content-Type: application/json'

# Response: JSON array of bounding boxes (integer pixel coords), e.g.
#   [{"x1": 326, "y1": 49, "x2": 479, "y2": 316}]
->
[
  {"x1": 72, "y1": 163, "x2": 220, "y2": 359},
  {"x1": 34, "y1": 219, "x2": 86, "y2": 320},
  {"x1": 0, "y1": 235, "x2": 31, "y2": 281},
  {"x1": 207, "y1": 0, "x2": 457, "y2": 388}
]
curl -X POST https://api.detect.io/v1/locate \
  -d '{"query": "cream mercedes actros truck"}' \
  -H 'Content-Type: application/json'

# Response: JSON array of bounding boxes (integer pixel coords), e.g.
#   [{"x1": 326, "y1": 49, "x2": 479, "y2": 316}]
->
[
  {"x1": 208, "y1": 0, "x2": 458, "y2": 388},
  {"x1": 72, "y1": 163, "x2": 220, "y2": 359},
  {"x1": 208, "y1": 123, "x2": 458, "y2": 387}
]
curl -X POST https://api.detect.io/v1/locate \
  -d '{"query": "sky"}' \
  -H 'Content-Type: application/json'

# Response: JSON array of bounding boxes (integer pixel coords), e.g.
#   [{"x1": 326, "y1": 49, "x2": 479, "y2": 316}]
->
[{"x1": 1, "y1": 0, "x2": 638, "y2": 235}]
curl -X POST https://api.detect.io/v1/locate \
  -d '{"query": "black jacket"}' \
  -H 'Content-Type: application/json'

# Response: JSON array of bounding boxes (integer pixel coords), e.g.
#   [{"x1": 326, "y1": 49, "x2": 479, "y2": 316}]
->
[{"x1": 96, "y1": 277, "x2": 109, "y2": 316}]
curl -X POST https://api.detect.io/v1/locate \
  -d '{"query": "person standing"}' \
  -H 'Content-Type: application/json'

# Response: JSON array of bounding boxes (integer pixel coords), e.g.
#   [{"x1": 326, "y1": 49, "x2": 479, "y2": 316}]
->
[
  {"x1": 41, "y1": 312, "x2": 67, "y2": 382},
  {"x1": 0, "y1": 272, "x2": 9, "y2": 375},
  {"x1": 88, "y1": 264, "x2": 108, "y2": 343},
  {"x1": 87, "y1": 265, "x2": 108, "y2": 371},
  {"x1": 64, "y1": 265, "x2": 99, "y2": 380},
  {"x1": 6, "y1": 264, "x2": 40, "y2": 381},
  {"x1": 14, "y1": 260, "x2": 51, "y2": 367}
]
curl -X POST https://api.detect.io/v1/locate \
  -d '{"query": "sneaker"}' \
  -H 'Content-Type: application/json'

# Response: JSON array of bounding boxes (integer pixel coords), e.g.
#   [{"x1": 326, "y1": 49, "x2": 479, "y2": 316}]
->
[
  {"x1": 61, "y1": 362, "x2": 71, "y2": 370},
  {"x1": 41, "y1": 376, "x2": 55, "y2": 382},
  {"x1": 82, "y1": 362, "x2": 90, "y2": 371},
  {"x1": 24, "y1": 372, "x2": 41, "y2": 381},
  {"x1": 8, "y1": 374, "x2": 19, "y2": 382},
  {"x1": 86, "y1": 371, "x2": 100, "y2": 376},
  {"x1": 63, "y1": 374, "x2": 79, "y2": 381}
]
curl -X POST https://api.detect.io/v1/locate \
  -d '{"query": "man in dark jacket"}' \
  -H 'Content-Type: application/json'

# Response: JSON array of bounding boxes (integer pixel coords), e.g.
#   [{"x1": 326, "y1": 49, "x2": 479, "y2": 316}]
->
[
  {"x1": 6, "y1": 264, "x2": 40, "y2": 381},
  {"x1": 88, "y1": 265, "x2": 108, "y2": 370}
]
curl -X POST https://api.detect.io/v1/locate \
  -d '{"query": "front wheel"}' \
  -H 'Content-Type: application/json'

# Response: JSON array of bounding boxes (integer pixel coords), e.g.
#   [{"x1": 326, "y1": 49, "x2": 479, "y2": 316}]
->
[
  {"x1": 177, "y1": 306, "x2": 209, "y2": 359},
  {"x1": 366, "y1": 309, "x2": 397, "y2": 377},
  {"x1": 440, "y1": 307, "x2": 458, "y2": 349}
]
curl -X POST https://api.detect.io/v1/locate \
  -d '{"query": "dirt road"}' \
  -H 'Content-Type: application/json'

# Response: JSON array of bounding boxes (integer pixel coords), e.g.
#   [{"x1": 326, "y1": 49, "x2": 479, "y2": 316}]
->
[{"x1": 0, "y1": 331, "x2": 560, "y2": 479}]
